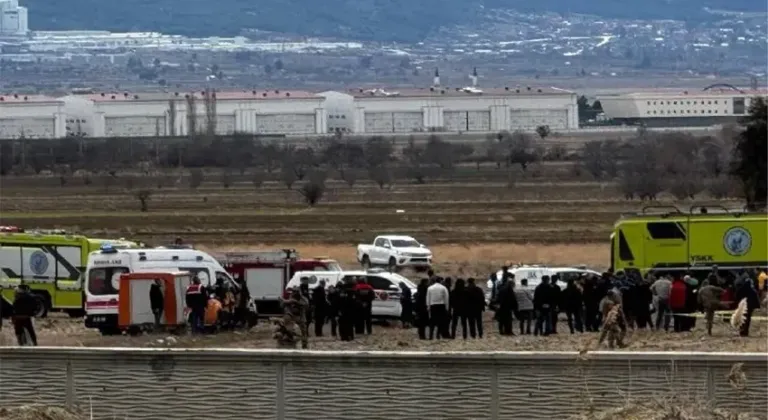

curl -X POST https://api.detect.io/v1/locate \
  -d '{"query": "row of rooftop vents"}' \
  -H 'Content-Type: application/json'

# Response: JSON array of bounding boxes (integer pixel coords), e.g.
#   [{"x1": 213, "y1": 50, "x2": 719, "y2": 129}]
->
[
  {"x1": 0, "y1": 94, "x2": 31, "y2": 101},
  {"x1": 91, "y1": 89, "x2": 295, "y2": 100}
]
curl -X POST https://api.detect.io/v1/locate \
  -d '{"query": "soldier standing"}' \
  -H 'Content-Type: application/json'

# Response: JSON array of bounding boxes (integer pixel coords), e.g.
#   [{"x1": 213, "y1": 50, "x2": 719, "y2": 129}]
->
[
  {"x1": 598, "y1": 290, "x2": 626, "y2": 348},
  {"x1": 283, "y1": 288, "x2": 310, "y2": 349},
  {"x1": 698, "y1": 285, "x2": 728, "y2": 336}
]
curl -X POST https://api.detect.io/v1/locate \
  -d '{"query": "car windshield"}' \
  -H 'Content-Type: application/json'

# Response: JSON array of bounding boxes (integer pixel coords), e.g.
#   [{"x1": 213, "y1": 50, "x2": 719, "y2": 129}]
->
[
  {"x1": 386, "y1": 273, "x2": 418, "y2": 289},
  {"x1": 326, "y1": 261, "x2": 343, "y2": 271},
  {"x1": 390, "y1": 239, "x2": 420, "y2": 248}
]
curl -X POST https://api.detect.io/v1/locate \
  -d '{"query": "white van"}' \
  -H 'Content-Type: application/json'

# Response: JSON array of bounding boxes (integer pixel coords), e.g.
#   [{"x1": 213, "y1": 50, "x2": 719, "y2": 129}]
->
[
  {"x1": 486, "y1": 265, "x2": 601, "y2": 300},
  {"x1": 84, "y1": 244, "x2": 236, "y2": 334},
  {"x1": 285, "y1": 268, "x2": 417, "y2": 319}
]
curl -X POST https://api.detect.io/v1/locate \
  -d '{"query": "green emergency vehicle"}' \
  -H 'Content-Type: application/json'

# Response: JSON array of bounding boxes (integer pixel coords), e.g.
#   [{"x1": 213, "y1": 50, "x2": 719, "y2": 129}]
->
[{"x1": 0, "y1": 227, "x2": 139, "y2": 317}]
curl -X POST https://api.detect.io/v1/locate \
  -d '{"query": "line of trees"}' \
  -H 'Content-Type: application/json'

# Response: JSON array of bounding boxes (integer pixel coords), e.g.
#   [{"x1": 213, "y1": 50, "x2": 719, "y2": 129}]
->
[{"x1": 1, "y1": 98, "x2": 765, "y2": 209}]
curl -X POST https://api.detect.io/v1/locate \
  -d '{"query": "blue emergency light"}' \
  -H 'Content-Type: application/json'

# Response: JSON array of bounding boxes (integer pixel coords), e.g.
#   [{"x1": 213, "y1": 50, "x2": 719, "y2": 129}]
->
[{"x1": 100, "y1": 243, "x2": 118, "y2": 254}]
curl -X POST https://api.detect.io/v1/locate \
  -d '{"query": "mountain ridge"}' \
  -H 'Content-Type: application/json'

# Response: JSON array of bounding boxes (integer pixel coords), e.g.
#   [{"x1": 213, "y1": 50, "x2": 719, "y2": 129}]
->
[{"x1": 24, "y1": 0, "x2": 766, "y2": 42}]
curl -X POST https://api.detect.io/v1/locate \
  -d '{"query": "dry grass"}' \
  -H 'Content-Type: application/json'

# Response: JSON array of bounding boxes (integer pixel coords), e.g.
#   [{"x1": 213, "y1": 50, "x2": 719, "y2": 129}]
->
[
  {"x1": 0, "y1": 405, "x2": 86, "y2": 420},
  {"x1": 571, "y1": 397, "x2": 764, "y2": 420},
  {"x1": 3, "y1": 311, "x2": 765, "y2": 352}
]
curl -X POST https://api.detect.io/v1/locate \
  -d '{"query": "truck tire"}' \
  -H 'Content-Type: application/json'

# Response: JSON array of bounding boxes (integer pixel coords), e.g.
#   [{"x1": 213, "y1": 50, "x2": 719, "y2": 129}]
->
[
  {"x1": 98, "y1": 327, "x2": 121, "y2": 336},
  {"x1": 32, "y1": 293, "x2": 49, "y2": 318},
  {"x1": 66, "y1": 309, "x2": 85, "y2": 318},
  {"x1": 361, "y1": 255, "x2": 371, "y2": 269},
  {"x1": 388, "y1": 257, "x2": 397, "y2": 273}
]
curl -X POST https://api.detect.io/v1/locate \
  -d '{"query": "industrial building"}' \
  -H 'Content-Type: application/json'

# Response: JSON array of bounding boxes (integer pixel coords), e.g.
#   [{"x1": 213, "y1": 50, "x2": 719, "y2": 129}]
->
[
  {"x1": 0, "y1": 94, "x2": 65, "y2": 138},
  {"x1": 1, "y1": 82, "x2": 577, "y2": 139},
  {"x1": 0, "y1": 0, "x2": 28, "y2": 37},
  {"x1": 336, "y1": 83, "x2": 579, "y2": 134},
  {"x1": 597, "y1": 85, "x2": 768, "y2": 127},
  {"x1": 60, "y1": 90, "x2": 328, "y2": 138}
]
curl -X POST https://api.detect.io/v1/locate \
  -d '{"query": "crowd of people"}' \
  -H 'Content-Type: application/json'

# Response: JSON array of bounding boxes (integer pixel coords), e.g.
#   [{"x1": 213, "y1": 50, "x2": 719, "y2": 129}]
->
[
  {"x1": 182, "y1": 276, "x2": 257, "y2": 334},
  {"x1": 484, "y1": 266, "x2": 766, "y2": 345},
  {"x1": 274, "y1": 266, "x2": 767, "y2": 349}
]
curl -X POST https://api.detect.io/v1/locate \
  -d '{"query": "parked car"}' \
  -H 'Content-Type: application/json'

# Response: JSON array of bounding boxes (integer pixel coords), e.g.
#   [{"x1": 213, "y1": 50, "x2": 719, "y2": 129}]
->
[
  {"x1": 285, "y1": 268, "x2": 418, "y2": 318},
  {"x1": 356, "y1": 235, "x2": 432, "y2": 271}
]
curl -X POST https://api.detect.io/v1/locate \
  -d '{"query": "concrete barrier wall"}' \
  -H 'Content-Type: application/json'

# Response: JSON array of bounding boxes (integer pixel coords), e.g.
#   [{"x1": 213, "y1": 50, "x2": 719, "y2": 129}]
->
[{"x1": 1, "y1": 348, "x2": 765, "y2": 420}]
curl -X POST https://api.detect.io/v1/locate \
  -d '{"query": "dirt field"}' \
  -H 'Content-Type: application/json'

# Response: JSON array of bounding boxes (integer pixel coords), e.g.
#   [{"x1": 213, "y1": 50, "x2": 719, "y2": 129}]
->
[
  {"x1": 1, "y1": 312, "x2": 765, "y2": 353},
  {"x1": 1, "y1": 169, "x2": 761, "y2": 353}
]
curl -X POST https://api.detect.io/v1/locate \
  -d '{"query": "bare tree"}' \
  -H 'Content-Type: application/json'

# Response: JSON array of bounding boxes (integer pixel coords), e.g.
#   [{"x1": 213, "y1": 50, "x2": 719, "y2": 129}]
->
[
  {"x1": 189, "y1": 168, "x2": 204, "y2": 189},
  {"x1": 186, "y1": 94, "x2": 197, "y2": 138},
  {"x1": 364, "y1": 136, "x2": 393, "y2": 188},
  {"x1": 535, "y1": 125, "x2": 551, "y2": 140},
  {"x1": 619, "y1": 135, "x2": 664, "y2": 200},
  {"x1": 135, "y1": 189, "x2": 152, "y2": 212},
  {"x1": 168, "y1": 99, "x2": 177, "y2": 137},
  {"x1": 402, "y1": 136, "x2": 428, "y2": 183},
  {"x1": 220, "y1": 169, "x2": 233, "y2": 188},
  {"x1": 504, "y1": 131, "x2": 539, "y2": 170},
  {"x1": 281, "y1": 155, "x2": 298, "y2": 189},
  {"x1": 203, "y1": 88, "x2": 217, "y2": 141},
  {"x1": 368, "y1": 165, "x2": 391, "y2": 189},
  {"x1": 298, "y1": 170, "x2": 327, "y2": 206}
]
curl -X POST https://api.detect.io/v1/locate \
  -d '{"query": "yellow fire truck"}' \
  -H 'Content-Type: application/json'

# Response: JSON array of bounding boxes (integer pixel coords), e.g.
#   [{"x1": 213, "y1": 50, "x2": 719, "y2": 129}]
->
[{"x1": 610, "y1": 205, "x2": 767, "y2": 279}]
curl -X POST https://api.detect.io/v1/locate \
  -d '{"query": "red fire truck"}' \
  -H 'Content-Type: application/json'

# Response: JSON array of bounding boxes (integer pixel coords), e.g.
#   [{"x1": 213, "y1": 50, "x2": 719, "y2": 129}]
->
[{"x1": 216, "y1": 249, "x2": 342, "y2": 316}]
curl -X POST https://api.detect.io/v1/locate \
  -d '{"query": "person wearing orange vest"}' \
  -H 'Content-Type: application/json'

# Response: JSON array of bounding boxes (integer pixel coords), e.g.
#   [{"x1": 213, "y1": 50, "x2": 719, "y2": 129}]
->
[{"x1": 185, "y1": 278, "x2": 207, "y2": 333}]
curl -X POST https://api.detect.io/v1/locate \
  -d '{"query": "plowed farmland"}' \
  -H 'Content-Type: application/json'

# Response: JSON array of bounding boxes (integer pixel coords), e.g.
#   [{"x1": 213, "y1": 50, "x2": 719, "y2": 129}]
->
[{"x1": 0, "y1": 169, "x2": 736, "y2": 273}]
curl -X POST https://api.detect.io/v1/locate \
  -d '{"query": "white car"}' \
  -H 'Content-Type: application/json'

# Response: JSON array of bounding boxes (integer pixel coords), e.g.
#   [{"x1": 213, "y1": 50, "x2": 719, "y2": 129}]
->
[
  {"x1": 285, "y1": 268, "x2": 418, "y2": 318},
  {"x1": 356, "y1": 235, "x2": 432, "y2": 271},
  {"x1": 486, "y1": 266, "x2": 602, "y2": 300}
]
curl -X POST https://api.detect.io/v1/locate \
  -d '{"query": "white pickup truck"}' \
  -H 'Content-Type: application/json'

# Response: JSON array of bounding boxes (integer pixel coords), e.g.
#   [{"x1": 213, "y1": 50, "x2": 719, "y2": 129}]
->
[{"x1": 356, "y1": 235, "x2": 433, "y2": 271}]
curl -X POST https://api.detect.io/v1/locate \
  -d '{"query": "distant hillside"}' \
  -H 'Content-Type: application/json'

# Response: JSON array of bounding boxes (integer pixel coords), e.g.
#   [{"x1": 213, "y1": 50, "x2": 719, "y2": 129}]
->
[{"x1": 24, "y1": 0, "x2": 766, "y2": 42}]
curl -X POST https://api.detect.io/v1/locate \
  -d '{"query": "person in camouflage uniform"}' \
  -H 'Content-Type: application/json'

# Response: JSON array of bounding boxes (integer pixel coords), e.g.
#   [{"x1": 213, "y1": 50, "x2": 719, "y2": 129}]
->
[
  {"x1": 598, "y1": 291, "x2": 626, "y2": 349},
  {"x1": 698, "y1": 285, "x2": 729, "y2": 336},
  {"x1": 282, "y1": 288, "x2": 310, "y2": 349},
  {"x1": 273, "y1": 317, "x2": 300, "y2": 349}
]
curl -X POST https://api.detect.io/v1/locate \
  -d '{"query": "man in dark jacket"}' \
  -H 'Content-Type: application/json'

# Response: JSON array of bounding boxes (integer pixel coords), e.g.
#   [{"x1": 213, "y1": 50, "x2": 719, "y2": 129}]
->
[
  {"x1": 399, "y1": 282, "x2": 413, "y2": 328},
  {"x1": 450, "y1": 279, "x2": 468, "y2": 339},
  {"x1": 235, "y1": 277, "x2": 251, "y2": 328},
  {"x1": 326, "y1": 283, "x2": 340, "y2": 337},
  {"x1": 12, "y1": 285, "x2": 38, "y2": 346},
  {"x1": 496, "y1": 278, "x2": 517, "y2": 335},
  {"x1": 337, "y1": 281, "x2": 356, "y2": 341},
  {"x1": 549, "y1": 275, "x2": 562, "y2": 334},
  {"x1": 562, "y1": 278, "x2": 584, "y2": 334},
  {"x1": 465, "y1": 278, "x2": 485, "y2": 338},
  {"x1": 415, "y1": 278, "x2": 429, "y2": 339},
  {"x1": 149, "y1": 279, "x2": 165, "y2": 328},
  {"x1": 534, "y1": 276, "x2": 553, "y2": 336},
  {"x1": 312, "y1": 281, "x2": 328, "y2": 337}
]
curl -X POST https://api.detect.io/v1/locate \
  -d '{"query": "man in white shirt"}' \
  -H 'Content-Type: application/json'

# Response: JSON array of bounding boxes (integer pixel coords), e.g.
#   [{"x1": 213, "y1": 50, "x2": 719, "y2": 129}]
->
[{"x1": 426, "y1": 278, "x2": 450, "y2": 339}]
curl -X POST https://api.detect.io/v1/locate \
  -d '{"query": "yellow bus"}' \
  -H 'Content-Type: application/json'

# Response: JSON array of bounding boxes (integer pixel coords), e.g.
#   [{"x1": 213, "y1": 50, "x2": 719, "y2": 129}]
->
[
  {"x1": 610, "y1": 205, "x2": 767, "y2": 279},
  {"x1": 0, "y1": 228, "x2": 139, "y2": 317}
]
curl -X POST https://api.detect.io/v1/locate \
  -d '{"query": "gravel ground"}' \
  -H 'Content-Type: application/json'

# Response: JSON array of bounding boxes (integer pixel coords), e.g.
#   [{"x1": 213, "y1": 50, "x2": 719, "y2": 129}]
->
[{"x1": 1, "y1": 312, "x2": 765, "y2": 352}]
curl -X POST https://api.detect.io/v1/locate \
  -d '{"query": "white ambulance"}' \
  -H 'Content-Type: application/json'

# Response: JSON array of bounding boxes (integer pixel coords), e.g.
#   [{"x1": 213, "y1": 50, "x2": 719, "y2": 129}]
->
[{"x1": 84, "y1": 244, "x2": 236, "y2": 335}]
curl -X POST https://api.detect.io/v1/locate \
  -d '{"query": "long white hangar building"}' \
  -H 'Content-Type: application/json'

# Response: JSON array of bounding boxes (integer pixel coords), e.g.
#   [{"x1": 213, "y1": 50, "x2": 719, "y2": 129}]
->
[
  {"x1": 0, "y1": 94, "x2": 66, "y2": 138},
  {"x1": 321, "y1": 85, "x2": 578, "y2": 134},
  {"x1": 62, "y1": 90, "x2": 328, "y2": 138}
]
